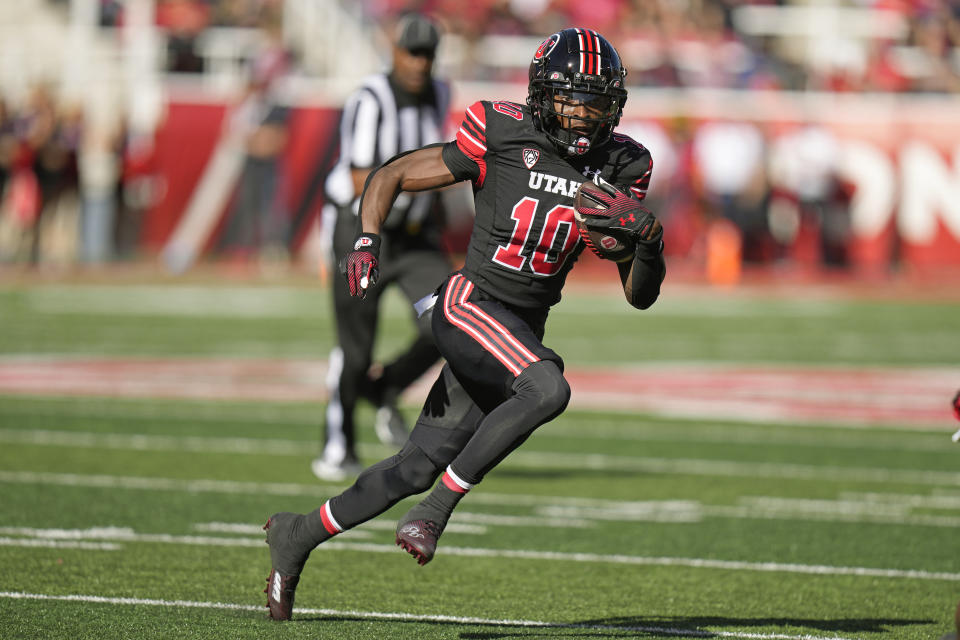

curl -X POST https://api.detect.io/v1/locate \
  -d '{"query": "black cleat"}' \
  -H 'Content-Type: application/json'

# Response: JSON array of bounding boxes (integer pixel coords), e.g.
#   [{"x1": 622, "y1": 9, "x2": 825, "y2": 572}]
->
[
  {"x1": 395, "y1": 519, "x2": 442, "y2": 565},
  {"x1": 263, "y1": 513, "x2": 313, "y2": 620}
]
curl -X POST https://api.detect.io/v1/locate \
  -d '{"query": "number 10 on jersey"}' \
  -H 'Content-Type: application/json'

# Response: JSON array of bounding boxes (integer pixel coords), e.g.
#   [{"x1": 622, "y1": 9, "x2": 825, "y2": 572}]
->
[{"x1": 492, "y1": 197, "x2": 580, "y2": 276}]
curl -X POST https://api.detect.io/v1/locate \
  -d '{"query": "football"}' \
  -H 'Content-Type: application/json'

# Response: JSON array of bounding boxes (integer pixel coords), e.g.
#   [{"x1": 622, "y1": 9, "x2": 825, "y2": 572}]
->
[{"x1": 573, "y1": 180, "x2": 635, "y2": 262}]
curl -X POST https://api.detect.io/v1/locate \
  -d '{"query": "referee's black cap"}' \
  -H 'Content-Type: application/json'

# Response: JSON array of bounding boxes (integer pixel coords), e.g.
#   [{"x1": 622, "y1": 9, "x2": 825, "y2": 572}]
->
[{"x1": 396, "y1": 14, "x2": 441, "y2": 53}]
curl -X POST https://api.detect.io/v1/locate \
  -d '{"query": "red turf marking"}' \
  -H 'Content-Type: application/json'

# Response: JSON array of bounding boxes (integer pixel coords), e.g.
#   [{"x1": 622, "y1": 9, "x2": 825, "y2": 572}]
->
[{"x1": 0, "y1": 358, "x2": 957, "y2": 428}]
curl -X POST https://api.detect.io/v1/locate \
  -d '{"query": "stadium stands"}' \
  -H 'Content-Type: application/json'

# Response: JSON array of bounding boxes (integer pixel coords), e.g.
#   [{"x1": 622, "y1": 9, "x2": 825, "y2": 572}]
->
[{"x1": 1, "y1": 0, "x2": 959, "y2": 277}]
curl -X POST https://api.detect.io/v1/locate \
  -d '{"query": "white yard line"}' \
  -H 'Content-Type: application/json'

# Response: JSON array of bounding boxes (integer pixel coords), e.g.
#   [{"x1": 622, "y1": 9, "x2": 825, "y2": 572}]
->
[
  {"x1": 0, "y1": 470, "x2": 329, "y2": 496},
  {"x1": 193, "y1": 520, "x2": 488, "y2": 536},
  {"x1": 0, "y1": 537, "x2": 121, "y2": 550},
  {"x1": 2, "y1": 470, "x2": 960, "y2": 530},
  {"x1": 329, "y1": 543, "x2": 960, "y2": 582},
  {"x1": 1, "y1": 527, "x2": 957, "y2": 582},
  {"x1": 0, "y1": 590, "x2": 861, "y2": 640},
  {"x1": 0, "y1": 428, "x2": 308, "y2": 456},
  {"x1": 5, "y1": 395, "x2": 954, "y2": 442},
  {"x1": 1, "y1": 423, "x2": 954, "y2": 456},
  {"x1": 506, "y1": 450, "x2": 960, "y2": 487},
  {"x1": 2, "y1": 430, "x2": 959, "y2": 487},
  {"x1": 840, "y1": 491, "x2": 960, "y2": 509}
]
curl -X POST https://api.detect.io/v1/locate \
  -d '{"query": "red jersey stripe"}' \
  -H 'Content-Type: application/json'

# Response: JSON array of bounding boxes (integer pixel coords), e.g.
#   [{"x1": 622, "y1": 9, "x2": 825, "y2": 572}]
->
[
  {"x1": 455, "y1": 102, "x2": 489, "y2": 187},
  {"x1": 466, "y1": 103, "x2": 487, "y2": 131},
  {"x1": 457, "y1": 126, "x2": 486, "y2": 155}
]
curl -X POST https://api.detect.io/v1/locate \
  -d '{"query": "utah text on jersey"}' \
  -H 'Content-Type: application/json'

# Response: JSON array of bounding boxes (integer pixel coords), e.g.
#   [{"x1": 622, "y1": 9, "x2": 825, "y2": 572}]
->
[{"x1": 527, "y1": 171, "x2": 582, "y2": 199}]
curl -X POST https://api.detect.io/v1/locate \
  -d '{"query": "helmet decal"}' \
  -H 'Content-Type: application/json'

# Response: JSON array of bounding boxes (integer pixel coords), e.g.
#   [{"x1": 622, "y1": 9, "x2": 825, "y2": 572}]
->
[{"x1": 533, "y1": 34, "x2": 560, "y2": 62}]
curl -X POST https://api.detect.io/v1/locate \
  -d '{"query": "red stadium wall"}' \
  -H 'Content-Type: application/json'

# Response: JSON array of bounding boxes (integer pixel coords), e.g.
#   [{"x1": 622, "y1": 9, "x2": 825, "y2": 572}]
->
[
  {"x1": 142, "y1": 102, "x2": 227, "y2": 248},
  {"x1": 139, "y1": 99, "x2": 341, "y2": 254},
  {"x1": 140, "y1": 95, "x2": 960, "y2": 273}
]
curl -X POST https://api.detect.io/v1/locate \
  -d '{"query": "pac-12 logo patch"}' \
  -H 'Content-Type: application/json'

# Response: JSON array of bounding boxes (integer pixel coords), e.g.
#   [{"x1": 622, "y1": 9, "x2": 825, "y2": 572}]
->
[{"x1": 522, "y1": 148, "x2": 539, "y2": 169}]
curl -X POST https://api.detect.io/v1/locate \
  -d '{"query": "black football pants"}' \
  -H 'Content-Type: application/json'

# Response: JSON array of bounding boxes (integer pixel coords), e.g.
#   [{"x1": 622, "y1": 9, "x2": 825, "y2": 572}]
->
[
  {"x1": 328, "y1": 273, "x2": 570, "y2": 528},
  {"x1": 324, "y1": 207, "x2": 449, "y2": 459}
]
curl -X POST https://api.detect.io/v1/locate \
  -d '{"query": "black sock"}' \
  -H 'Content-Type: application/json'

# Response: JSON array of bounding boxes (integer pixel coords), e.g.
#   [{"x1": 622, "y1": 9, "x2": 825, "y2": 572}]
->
[{"x1": 403, "y1": 465, "x2": 474, "y2": 530}]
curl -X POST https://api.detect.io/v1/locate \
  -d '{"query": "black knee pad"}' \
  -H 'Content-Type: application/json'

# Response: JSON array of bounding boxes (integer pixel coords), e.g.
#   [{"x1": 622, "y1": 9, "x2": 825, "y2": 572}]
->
[{"x1": 513, "y1": 360, "x2": 570, "y2": 422}]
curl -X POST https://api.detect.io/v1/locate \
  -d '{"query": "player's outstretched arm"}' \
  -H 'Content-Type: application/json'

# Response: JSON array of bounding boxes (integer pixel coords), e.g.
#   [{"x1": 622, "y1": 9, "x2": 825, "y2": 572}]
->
[
  {"x1": 617, "y1": 222, "x2": 665, "y2": 310},
  {"x1": 343, "y1": 146, "x2": 458, "y2": 298},
  {"x1": 359, "y1": 145, "x2": 457, "y2": 235}
]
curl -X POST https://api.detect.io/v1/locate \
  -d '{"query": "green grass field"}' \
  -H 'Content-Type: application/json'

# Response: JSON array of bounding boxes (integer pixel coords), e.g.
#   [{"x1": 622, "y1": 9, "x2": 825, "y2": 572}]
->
[{"x1": 1, "y1": 273, "x2": 959, "y2": 639}]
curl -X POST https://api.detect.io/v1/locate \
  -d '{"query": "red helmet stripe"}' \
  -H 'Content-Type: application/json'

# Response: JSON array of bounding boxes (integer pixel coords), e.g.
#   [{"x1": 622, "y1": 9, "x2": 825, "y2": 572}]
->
[
  {"x1": 590, "y1": 30, "x2": 602, "y2": 74},
  {"x1": 579, "y1": 28, "x2": 594, "y2": 74}
]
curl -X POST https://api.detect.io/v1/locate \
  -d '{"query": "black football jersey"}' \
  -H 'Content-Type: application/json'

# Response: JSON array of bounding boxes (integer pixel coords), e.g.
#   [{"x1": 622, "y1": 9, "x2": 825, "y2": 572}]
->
[{"x1": 441, "y1": 100, "x2": 653, "y2": 309}]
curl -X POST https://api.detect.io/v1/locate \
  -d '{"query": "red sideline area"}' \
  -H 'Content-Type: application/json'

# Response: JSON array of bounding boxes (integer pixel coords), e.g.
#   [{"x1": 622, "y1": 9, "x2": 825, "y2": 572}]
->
[{"x1": 1, "y1": 357, "x2": 957, "y2": 429}]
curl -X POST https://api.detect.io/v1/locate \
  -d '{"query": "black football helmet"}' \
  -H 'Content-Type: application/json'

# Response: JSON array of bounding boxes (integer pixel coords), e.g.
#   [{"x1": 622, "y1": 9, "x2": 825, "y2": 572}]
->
[{"x1": 527, "y1": 28, "x2": 627, "y2": 156}]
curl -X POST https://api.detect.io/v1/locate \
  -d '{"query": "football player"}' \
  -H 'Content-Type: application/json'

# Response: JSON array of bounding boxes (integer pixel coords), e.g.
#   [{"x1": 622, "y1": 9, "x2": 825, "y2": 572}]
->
[{"x1": 263, "y1": 27, "x2": 665, "y2": 620}]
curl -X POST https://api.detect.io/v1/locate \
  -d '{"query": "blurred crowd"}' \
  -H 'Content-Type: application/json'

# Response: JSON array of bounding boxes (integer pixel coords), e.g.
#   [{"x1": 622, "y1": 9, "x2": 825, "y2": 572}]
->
[
  {"x1": 98, "y1": 0, "x2": 286, "y2": 73},
  {"x1": 361, "y1": 0, "x2": 960, "y2": 93},
  {"x1": 6, "y1": 0, "x2": 958, "y2": 274},
  {"x1": 0, "y1": 86, "x2": 83, "y2": 266},
  {"x1": 0, "y1": 82, "x2": 168, "y2": 267},
  {"x1": 90, "y1": 0, "x2": 960, "y2": 94},
  {"x1": 637, "y1": 116, "x2": 854, "y2": 279}
]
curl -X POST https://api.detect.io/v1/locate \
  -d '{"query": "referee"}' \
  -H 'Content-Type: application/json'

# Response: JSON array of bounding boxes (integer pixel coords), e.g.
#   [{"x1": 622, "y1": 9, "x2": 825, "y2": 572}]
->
[{"x1": 315, "y1": 14, "x2": 452, "y2": 481}]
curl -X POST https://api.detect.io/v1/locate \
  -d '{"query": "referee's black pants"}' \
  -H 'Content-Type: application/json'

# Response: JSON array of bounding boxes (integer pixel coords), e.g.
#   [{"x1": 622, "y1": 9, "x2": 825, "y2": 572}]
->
[{"x1": 324, "y1": 207, "x2": 450, "y2": 460}]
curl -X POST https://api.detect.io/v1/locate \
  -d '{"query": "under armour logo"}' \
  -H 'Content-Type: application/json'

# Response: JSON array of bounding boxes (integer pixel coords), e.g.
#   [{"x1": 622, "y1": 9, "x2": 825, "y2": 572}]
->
[
  {"x1": 619, "y1": 213, "x2": 636, "y2": 225},
  {"x1": 582, "y1": 166, "x2": 602, "y2": 180}
]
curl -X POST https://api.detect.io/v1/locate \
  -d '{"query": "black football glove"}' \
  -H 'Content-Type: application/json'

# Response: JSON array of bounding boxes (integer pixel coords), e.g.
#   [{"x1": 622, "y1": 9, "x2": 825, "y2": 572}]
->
[
  {"x1": 577, "y1": 179, "x2": 662, "y2": 247},
  {"x1": 340, "y1": 233, "x2": 381, "y2": 299}
]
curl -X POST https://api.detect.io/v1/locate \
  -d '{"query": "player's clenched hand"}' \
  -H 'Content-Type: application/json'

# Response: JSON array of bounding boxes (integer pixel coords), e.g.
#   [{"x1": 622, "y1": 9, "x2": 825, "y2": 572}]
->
[
  {"x1": 577, "y1": 179, "x2": 662, "y2": 245},
  {"x1": 340, "y1": 233, "x2": 381, "y2": 298},
  {"x1": 585, "y1": 205, "x2": 662, "y2": 245}
]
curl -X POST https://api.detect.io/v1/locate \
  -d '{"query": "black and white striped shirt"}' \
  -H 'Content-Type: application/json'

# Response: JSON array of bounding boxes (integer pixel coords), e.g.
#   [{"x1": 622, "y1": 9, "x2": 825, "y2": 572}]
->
[{"x1": 325, "y1": 72, "x2": 450, "y2": 231}]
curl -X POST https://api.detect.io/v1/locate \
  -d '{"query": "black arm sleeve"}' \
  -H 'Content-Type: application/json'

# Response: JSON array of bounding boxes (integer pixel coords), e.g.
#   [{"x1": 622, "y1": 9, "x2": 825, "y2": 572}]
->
[
  {"x1": 618, "y1": 237, "x2": 666, "y2": 310},
  {"x1": 441, "y1": 141, "x2": 482, "y2": 183}
]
